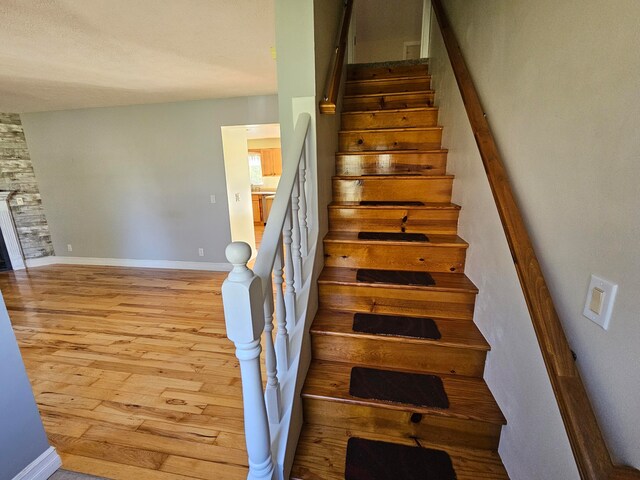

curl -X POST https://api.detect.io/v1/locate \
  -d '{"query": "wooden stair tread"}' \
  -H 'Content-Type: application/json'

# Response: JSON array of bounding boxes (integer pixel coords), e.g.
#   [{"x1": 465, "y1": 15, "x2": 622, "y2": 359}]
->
[
  {"x1": 333, "y1": 174, "x2": 454, "y2": 180},
  {"x1": 339, "y1": 126, "x2": 443, "y2": 134},
  {"x1": 329, "y1": 201, "x2": 461, "y2": 210},
  {"x1": 344, "y1": 90, "x2": 435, "y2": 99},
  {"x1": 311, "y1": 309, "x2": 490, "y2": 351},
  {"x1": 324, "y1": 231, "x2": 469, "y2": 248},
  {"x1": 291, "y1": 424, "x2": 509, "y2": 480},
  {"x1": 336, "y1": 148, "x2": 448, "y2": 155},
  {"x1": 346, "y1": 75, "x2": 431, "y2": 85},
  {"x1": 319, "y1": 267, "x2": 478, "y2": 293},
  {"x1": 303, "y1": 360, "x2": 506, "y2": 424},
  {"x1": 341, "y1": 106, "x2": 438, "y2": 115}
]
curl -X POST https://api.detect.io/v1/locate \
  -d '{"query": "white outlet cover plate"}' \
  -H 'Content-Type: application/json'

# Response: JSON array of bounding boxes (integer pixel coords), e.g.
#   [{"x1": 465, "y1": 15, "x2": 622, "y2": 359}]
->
[{"x1": 583, "y1": 274, "x2": 618, "y2": 330}]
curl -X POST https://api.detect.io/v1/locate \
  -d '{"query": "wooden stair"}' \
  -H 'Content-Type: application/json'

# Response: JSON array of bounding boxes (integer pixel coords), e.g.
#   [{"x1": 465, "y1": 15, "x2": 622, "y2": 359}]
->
[{"x1": 291, "y1": 61, "x2": 509, "y2": 479}]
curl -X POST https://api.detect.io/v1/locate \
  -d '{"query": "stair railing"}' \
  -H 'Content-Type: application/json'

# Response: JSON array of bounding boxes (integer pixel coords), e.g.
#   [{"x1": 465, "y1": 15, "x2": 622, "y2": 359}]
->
[
  {"x1": 319, "y1": 0, "x2": 354, "y2": 114},
  {"x1": 430, "y1": 1, "x2": 639, "y2": 479},
  {"x1": 222, "y1": 112, "x2": 314, "y2": 480}
]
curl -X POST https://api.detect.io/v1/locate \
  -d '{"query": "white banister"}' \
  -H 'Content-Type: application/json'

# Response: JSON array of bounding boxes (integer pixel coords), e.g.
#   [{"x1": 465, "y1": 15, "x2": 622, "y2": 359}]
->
[
  {"x1": 298, "y1": 150, "x2": 309, "y2": 256},
  {"x1": 274, "y1": 239, "x2": 289, "y2": 372},
  {"x1": 221, "y1": 242, "x2": 276, "y2": 480},
  {"x1": 290, "y1": 179, "x2": 304, "y2": 291},
  {"x1": 262, "y1": 281, "x2": 282, "y2": 424},
  {"x1": 283, "y1": 207, "x2": 297, "y2": 325},
  {"x1": 223, "y1": 112, "x2": 315, "y2": 480}
]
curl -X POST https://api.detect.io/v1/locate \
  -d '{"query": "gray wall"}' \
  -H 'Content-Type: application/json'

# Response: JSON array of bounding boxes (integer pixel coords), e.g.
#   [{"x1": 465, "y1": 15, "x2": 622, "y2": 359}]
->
[
  {"x1": 0, "y1": 291, "x2": 51, "y2": 478},
  {"x1": 0, "y1": 113, "x2": 54, "y2": 259},
  {"x1": 21, "y1": 95, "x2": 278, "y2": 264},
  {"x1": 432, "y1": 0, "x2": 640, "y2": 474}
]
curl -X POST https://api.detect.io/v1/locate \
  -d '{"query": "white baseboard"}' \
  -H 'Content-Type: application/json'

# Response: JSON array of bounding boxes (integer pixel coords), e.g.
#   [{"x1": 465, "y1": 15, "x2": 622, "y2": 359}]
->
[
  {"x1": 24, "y1": 256, "x2": 59, "y2": 268},
  {"x1": 12, "y1": 446, "x2": 62, "y2": 480},
  {"x1": 25, "y1": 255, "x2": 232, "y2": 272}
]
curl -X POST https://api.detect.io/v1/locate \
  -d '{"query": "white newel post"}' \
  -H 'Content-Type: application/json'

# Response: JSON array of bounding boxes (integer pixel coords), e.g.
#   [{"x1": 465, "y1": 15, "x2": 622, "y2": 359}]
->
[
  {"x1": 0, "y1": 192, "x2": 25, "y2": 270},
  {"x1": 222, "y1": 242, "x2": 276, "y2": 480}
]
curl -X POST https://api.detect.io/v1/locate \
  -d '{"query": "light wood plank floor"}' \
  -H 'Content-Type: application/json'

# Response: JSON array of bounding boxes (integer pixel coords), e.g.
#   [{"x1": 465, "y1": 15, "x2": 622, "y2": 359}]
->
[{"x1": 0, "y1": 265, "x2": 249, "y2": 480}]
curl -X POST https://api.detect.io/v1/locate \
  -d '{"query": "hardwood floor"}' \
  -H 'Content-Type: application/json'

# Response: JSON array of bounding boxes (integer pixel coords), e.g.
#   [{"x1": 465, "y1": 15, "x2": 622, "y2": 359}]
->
[{"x1": 0, "y1": 265, "x2": 249, "y2": 480}]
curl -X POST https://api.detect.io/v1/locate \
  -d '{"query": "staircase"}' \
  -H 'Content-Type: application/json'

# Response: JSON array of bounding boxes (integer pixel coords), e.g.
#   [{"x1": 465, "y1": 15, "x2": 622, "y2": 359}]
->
[{"x1": 290, "y1": 61, "x2": 509, "y2": 479}]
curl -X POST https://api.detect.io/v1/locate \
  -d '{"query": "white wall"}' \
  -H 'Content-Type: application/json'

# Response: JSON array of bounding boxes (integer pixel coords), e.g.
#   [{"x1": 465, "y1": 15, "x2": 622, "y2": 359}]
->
[
  {"x1": 0, "y1": 292, "x2": 53, "y2": 479},
  {"x1": 221, "y1": 126, "x2": 256, "y2": 254},
  {"x1": 21, "y1": 95, "x2": 278, "y2": 264},
  {"x1": 354, "y1": 0, "x2": 423, "y2": 63},
  {"x1": 431, "y1": 0, "x2": 640, "y2": 473},
  {"x1": 274, "y1": 0, "x2": 344, "y2": 475}
]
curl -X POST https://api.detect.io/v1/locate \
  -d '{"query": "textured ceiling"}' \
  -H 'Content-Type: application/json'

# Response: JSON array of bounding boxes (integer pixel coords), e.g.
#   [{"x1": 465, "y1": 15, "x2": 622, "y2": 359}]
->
[{"x1": 0, "y1": 0, "x2": 277, "y2": 113}]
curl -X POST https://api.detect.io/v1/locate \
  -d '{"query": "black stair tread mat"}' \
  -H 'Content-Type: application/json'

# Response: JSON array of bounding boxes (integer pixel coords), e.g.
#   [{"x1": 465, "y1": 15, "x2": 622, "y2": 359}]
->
[
  {"x1": 358, "y1": 231, "x2": 429, "y2": 242},
  {"x1": 353, "y1": 313, "x2": 441, "y2": 340},
  {"x1": 359, "y1": 200, "x2": 424, "y2": 206},
  {"x1": 349, "y1": 367, "x2": 449, "y2": 409},
  {"x1": 345, "y1": 437, "x2": 457, "y2": 480},
  {"x1": 356, "y1": 268, "x2": 435, "y2": 286}
]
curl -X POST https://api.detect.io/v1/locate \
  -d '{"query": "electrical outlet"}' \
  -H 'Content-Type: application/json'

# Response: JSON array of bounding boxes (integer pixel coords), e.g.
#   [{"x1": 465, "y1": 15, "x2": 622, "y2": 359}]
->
[
  {"x1": 67, "y1": 244, "x2": 73, "y2": 252},
  {"x1": 198, "y1": 248, "x2": 204, "y2": 257},
  {"x1": 235, "y1": 193, "x2": 240, "y2": 202},
  {"x1": 15, "y1": 197, "x2": 24, "y2": 206},
  {"x1": 210, "y1": 194, "x2": 216, "y2": 204}
]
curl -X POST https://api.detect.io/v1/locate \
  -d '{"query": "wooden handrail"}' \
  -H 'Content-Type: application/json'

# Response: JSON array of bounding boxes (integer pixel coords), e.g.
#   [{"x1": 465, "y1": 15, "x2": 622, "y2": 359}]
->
[
  {"x1": 430, "y1": 1, "x2": 640, "y2": 479},
  {"x1": 319, "y1": 0, "x2": 354, "y2": 115}
]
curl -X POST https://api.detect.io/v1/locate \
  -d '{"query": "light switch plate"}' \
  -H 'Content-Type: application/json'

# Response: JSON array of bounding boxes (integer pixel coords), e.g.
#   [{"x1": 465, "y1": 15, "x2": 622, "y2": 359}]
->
[{"x1": 583, "y1": 275, "x2": 618, "y2": 330}]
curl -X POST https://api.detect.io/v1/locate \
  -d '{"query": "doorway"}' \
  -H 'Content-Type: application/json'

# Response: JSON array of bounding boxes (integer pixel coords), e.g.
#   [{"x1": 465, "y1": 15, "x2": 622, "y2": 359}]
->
[{"x1": 221, "y1": 123, "x2": 282, "y2": 256}]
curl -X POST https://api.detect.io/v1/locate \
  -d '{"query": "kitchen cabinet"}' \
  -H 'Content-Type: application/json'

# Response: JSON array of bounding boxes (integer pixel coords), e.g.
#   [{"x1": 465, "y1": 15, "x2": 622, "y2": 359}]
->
[
  {"x1": 252, "y1": 194, "x2": 263, "y2": 225},
  {"x1": 252, "y1": 193, "x2": 276, "y2": 224},
  {"x1": 249, "y1": 148, "x2": 282, "y2": 177}
]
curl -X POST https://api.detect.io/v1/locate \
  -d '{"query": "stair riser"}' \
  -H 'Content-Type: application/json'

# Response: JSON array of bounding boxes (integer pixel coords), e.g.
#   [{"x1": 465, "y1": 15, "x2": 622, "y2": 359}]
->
[
  {"x1": 335, "y1": 152, "x2": 447, "y2": 176},
  {"x1": 329, "y1": 208, "x2": 459, "y2": 235},
  {"x1": 343, "y1": 92, "x2": 434, "y2": 112},
  {"x1": 348, "y1": 64, "x2": 429, "y2": 81},
  {"x1": 311, "y1": 335, "x2": 486, "y2": 377},
  {"x1": 333, "y1": 177, "x2": 453, "y2": 203},
  {"x1": 323, "y1": 241, "x2": 466, "y2": 273},
  {"x1": 345, "y1": 78, "x2": 431, "y2": 96},
  {"x1": 341, "y1": 109, "x2": 438, "y2": 130},
  {"x1": 319, "y1": 284, "x2": 476, "y2": 321},
  {"x1": 303, "y1": 400, "x2": 502, "y2": 450},
  {"x1": 339, "y1": 129, "x2": 442, "y2": 152}
]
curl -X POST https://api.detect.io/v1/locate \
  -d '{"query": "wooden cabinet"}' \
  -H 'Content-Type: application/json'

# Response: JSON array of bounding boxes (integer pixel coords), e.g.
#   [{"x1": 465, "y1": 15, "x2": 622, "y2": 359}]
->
[
  {"x1": 252, "y1": 194, "x2": 276, "y2": 224},
  {"x1": 250, "y1": 148, "x2": 282, "y2": 177},
  {"x1": 252, "y1": 194, "x2": 263, "y2": 225}
]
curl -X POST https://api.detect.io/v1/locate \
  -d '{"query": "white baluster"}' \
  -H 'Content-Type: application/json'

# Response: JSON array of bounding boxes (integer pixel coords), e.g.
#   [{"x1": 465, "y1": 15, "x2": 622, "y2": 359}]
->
[
  {"x1": 274, "y1": 237, "x2": 289, "y2": 372},
  {"x1": 283, "y1": 206, "x2": 297, "y2": 325},
  {"x1": 262, "y1": 281, "x2": 282, "y2": 423},
  {"x1": 290, "y1": 180, "x2": 304, "y2": 291},
  {"x1": 298, "y1": 150, "x2": 309, "y2": 256},
  {"x1": 222, "y1": 242, "x2": 276, "y2": 480}
]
